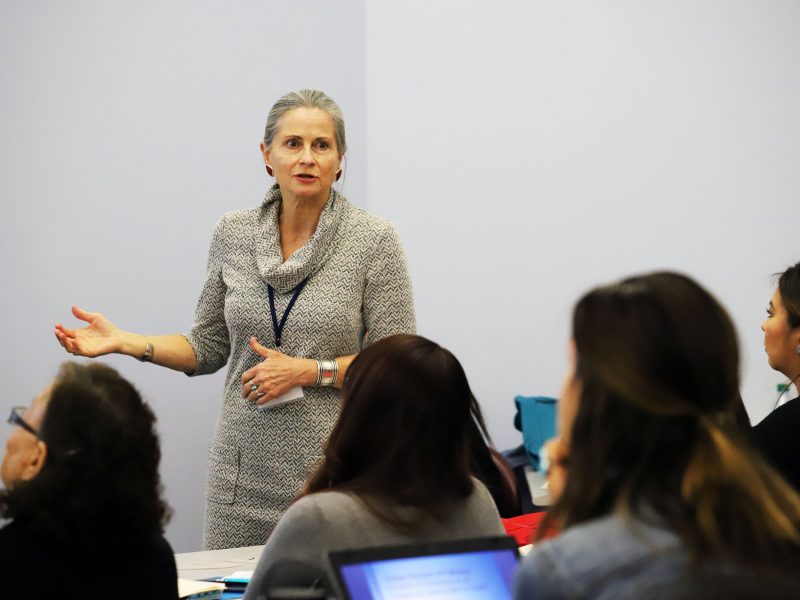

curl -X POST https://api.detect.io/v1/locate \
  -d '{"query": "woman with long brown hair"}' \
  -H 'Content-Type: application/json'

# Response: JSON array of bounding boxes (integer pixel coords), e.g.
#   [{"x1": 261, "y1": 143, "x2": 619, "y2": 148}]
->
[
  {"x1": 244, "y1": 334, "x2": 506, "y2": 598},
  {"x1": 515, "y1": 272, "x2": 800, "y2": 599}
]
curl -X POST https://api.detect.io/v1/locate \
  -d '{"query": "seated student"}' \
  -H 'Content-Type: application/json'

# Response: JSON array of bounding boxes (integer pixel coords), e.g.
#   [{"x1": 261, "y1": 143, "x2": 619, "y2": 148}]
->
[
  {"x1": 514, "y1": 272, "x2": 800, "y2": 600},
  {"x1": 0, "y1": 362, "x2": 178, "y2": 600},
  {"x1": 753, "y1": 261, "x2": 800, "y2": 491},
  {"x1": 244, "y1": 334, "x2": 506, "y2": 599}
]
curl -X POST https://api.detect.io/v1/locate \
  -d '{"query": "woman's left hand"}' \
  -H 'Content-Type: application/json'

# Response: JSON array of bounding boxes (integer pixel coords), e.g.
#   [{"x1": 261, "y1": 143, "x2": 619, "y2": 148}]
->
[{"x1": 241, "y1": 337, "x2": 316, "y2": 405}]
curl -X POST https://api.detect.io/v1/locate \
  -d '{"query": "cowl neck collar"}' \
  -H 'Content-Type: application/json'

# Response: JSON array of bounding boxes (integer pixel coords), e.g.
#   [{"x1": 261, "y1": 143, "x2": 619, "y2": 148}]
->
[{"x1": 255, "y1": 183, "x2": 347, "y2": 293}]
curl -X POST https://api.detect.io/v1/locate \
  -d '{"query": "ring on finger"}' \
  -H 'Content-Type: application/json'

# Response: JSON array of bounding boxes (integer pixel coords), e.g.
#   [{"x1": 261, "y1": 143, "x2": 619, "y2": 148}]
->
[
  {"x1": 257, "y1": 392, "x2": 265, "y2": 398},
  {"x1": 250, "y1": 383, "x2": 258, "y2": 392}
]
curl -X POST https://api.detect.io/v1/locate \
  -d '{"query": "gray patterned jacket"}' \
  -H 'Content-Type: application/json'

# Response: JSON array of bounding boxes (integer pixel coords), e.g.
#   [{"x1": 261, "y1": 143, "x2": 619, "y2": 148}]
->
[{"x1": 186, "y1": 185, "x2": 415, "y2": 549}]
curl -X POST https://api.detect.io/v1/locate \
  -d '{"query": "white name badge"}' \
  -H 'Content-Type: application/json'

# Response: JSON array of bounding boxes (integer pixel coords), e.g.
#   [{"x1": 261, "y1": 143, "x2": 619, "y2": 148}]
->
[{"x1": 257, "y1": 385, "x2": 305, "y2": 411}]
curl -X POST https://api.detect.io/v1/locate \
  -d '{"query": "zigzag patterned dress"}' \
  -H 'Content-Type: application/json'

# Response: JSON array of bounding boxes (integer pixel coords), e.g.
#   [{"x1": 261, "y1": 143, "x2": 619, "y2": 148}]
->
[{"x1": 185, "y1": 185, "x2": 416, "y2": 549}]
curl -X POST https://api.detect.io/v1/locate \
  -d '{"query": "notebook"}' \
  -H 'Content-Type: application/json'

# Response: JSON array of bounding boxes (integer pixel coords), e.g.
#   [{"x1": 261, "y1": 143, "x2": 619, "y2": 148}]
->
[{"x1": 328, "y1": 536, "x2": 520, "y2": 600}]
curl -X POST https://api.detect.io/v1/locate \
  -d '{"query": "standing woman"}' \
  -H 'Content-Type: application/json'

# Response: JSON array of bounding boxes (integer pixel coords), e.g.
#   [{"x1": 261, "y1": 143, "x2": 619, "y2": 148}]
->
[
  {"x1": 54, "y1": 89, "x2": 416, "y2": 549},
  {"x1": 753, "y1": 261, "x2": 800, "y2": 491}
]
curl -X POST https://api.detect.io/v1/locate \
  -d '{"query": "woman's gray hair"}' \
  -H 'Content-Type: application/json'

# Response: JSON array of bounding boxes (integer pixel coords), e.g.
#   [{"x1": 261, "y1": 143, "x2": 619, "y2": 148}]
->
[{"x1": 263, "y1": 89, "x2": 347, "y2": 154}]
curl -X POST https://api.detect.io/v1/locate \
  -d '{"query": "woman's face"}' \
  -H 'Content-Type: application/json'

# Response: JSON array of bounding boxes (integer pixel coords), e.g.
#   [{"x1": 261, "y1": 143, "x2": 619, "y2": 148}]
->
[
  {"x1": 261, "y1": 107, "x2": 342, "y2": 203},
  {"x1": 1, "y1": 385, "x2": 49, "y2": 488},
  {"x1": 762, "y1": 289, "x2": 800, "y2": 378}
]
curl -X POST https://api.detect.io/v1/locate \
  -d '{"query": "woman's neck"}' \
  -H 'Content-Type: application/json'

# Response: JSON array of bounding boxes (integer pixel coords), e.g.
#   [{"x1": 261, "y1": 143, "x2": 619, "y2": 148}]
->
[
  {"x1": 278, "y1": 189, "x2": 330, "y2": 260},
  {"x1": 784, "y1": 368, "x2": 800, "y2": 392}
]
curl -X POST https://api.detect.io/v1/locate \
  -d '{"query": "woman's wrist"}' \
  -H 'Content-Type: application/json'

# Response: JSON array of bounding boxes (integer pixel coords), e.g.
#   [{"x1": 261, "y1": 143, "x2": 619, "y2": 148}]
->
[
  {"x1": 295, "y1": 355, "x2": 354, "y2": 389},
  {"x1": 117, "y1": 331, "x2": 147, "y2": 359},
  {"x1": 297, "y1": 358, "x2": 320, "y2": 387},
  {"x1": 315, "y1": 359, "x2": 339, "y2": 387}
]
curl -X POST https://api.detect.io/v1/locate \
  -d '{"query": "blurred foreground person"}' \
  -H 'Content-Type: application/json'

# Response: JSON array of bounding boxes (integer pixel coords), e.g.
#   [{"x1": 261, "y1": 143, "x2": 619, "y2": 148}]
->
[
  {"x1": 515, "y1": 273, "x2": 800, "y2": 599},
  {"x1": 0, "y1": 362, "x2": 177, "y2": 600}
]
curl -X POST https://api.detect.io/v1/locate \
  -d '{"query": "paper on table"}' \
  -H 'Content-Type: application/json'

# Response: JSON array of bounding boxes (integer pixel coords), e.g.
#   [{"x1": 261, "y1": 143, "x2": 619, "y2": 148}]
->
[
  {"x1": 177, "y1": 553, "x2": 259, "y2": 572},
  {"x1": 518, "y1": 544, "x2": 534, "y2": 556},
  {"x1": 178, "y1": 562, "x2": 240, "y2": 571},
  {"x1": 257, "y1": 385, "x2": 304, "y2": 411},
  {"x1": 178, "y1": 578, "x2": 225, "y2": 598}
]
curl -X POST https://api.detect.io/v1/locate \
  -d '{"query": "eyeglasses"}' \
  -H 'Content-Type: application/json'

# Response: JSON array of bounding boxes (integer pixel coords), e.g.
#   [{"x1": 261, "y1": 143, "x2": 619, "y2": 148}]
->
[{"x1": 7, "y1": 406, "x2": 38, "y2": 437}]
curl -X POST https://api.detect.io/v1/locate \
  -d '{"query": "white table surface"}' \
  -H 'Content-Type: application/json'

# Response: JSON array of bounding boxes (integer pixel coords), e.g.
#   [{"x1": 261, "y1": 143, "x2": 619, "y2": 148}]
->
[{"x1": 175, "y1": 544, "x2": 264, "y2": 580}]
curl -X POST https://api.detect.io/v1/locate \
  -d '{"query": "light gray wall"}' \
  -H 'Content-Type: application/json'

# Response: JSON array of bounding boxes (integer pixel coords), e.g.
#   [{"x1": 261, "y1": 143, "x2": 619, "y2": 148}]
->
[
  {"x1": 0, "y1": 0, "x2": 366, "y2": 552},
  {"x1": 2, "y1": 1, "x2": 799, "y2": 553},
  {"x1": 365, "y1": 0, "x2": 800, "y2": 450}
]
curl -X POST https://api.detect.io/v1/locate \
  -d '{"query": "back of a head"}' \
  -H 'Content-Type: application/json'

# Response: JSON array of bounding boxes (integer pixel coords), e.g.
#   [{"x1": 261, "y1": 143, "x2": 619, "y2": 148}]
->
[
  {"x1": 573, "y1": 272, "x2": 740, "y2": 422},
  {"x1": 4, "y1": 362, "x2": 169, "y2": 546},
  {"x1": 305, "y1": 334, "x2": 475, "y2": 512},
  {"x1": 552, "y1": 272, "x2": 800, "y2": 569}
]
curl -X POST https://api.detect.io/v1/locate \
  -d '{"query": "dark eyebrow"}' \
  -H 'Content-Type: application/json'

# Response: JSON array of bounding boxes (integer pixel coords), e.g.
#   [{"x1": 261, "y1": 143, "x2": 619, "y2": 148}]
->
[{"x1": 280, "y1": 133, "x2": 333, "y2": 142}]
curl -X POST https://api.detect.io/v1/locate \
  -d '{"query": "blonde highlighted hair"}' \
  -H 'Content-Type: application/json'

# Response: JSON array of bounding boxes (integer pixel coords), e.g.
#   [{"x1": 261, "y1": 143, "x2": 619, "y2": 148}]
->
[{"x1": 541, "y1": 272, "x2": 800, "y2": 570}]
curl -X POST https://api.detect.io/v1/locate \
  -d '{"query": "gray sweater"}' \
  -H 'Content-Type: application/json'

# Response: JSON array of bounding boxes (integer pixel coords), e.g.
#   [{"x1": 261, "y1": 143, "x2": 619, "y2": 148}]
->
[
  {"x1": 243, "y1": 481, "x2": 506, "y2": 599},
  {"x1": 185, "y1": 185, "x2": 415, "y2": 549}
]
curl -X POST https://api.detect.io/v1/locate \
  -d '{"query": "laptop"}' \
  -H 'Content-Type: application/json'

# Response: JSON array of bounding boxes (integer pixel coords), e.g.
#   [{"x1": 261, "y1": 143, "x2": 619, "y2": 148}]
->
[{"x1": 328, "y1": 536, "x2": 520, "y2": 600}]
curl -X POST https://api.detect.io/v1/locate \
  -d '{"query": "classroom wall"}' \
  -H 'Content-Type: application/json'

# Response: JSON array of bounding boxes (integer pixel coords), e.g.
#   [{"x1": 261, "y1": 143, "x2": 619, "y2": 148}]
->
[
  {"x1": 1, "y1": 1, "x2": 798, "y2": 552},
  {"x1": 365, "y1": 0, "x2": 800, "y2": 449},
  {"x1": 0, "y1": 0, "x2": 367, "y2": 552}
]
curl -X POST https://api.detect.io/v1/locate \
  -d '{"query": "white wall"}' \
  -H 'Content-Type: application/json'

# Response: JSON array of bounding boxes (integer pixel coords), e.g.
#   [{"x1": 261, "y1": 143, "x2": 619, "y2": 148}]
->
[
  {"x1": 365, "y1": 0, "x2": 800, "y2": 449},
  {"x1": 0, "y1": 0, "x2": 366, "y2": 552},
  {"x1": 2, "y1": 1, "x2": 799, "y2": 552}
]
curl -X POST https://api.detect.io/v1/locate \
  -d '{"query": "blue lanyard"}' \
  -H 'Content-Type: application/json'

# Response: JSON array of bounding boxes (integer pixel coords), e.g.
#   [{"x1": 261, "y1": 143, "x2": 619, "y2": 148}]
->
[{"x1": 267, "y1": 278, "x2": 308, "y2": 348}]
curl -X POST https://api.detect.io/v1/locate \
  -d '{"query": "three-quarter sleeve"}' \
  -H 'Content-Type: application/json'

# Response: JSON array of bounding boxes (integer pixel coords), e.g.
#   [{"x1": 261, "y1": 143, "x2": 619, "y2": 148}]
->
[
  {"x1": 362, "y1": 223, "x2": 416, "y2": 346},
  {"x1": 185, "y1": 215, "x2": 231, "y2": 375}
]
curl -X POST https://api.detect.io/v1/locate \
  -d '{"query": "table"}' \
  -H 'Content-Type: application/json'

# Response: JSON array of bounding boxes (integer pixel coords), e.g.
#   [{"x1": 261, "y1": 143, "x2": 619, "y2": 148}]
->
[{"x1": 176, "y1": 544, "x2": 263, "y2": 581}]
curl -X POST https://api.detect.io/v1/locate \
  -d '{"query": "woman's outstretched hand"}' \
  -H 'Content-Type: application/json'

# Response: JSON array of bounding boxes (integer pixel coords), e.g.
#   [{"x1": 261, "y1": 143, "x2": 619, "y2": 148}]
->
[{"x1": 54, "y1": 306, "x2": 122, "y2": 358}]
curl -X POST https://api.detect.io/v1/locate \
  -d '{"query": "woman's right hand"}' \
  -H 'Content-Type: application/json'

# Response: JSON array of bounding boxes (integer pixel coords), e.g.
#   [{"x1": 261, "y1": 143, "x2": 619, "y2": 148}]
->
[{"x1": 54, "y1": 306, "x2": 122, "y2": 358}]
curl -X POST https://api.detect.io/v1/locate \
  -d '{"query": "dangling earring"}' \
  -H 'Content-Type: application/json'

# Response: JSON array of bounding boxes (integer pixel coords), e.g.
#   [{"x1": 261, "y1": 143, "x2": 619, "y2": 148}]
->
[
  {"x1": 265, "y1": 164, "x2": 274, "y2": 177},
  {"x1": 335, "y1": 168, "x2": 342, "y2": 182}
]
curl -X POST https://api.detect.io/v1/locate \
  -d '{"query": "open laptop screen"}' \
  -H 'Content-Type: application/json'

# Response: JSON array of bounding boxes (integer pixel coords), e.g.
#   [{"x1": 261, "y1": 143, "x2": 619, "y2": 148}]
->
[{"x1": 329, "y1": 537, "x2": 519, "y2": 600}]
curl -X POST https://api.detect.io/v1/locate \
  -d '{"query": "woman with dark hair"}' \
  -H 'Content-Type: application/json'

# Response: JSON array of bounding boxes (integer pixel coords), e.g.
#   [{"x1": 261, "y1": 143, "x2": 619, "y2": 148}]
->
[
  {"x1": 514, "y1": 272, "x2": 800, "y2": 599},
  {"x1": 243, "y1": 334, "x2": 506, "y2": 598},
  {"x1": 753, "y1": 261, "x2": 800, "y2": 491},
  {"x1": 0, "y1": 362, "x2": 177, "y2": 599}
]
